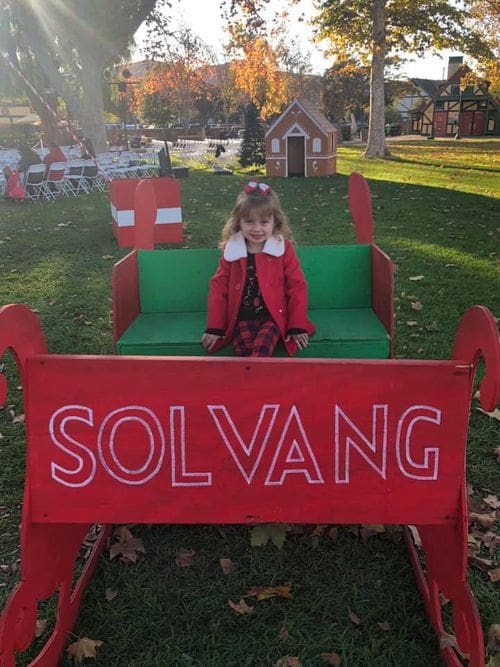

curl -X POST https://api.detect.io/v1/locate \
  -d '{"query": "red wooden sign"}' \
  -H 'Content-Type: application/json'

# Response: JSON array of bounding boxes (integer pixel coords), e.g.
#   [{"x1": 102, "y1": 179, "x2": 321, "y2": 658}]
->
[{"x1": 28, "y1": 356, "x2": 471, "y2": 525}]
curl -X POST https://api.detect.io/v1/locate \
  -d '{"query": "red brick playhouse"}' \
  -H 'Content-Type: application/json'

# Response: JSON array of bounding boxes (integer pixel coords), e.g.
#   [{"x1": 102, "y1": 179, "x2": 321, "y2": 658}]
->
[{"x1": 265, "y1": 99, "x2": 338, "y2": 178}]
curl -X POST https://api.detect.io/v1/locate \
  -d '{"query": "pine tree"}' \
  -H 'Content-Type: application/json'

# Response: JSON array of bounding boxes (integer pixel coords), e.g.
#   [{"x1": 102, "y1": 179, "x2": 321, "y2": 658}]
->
[{"x1": 239, "y1": 103, "x2": 265, "y2": 167}]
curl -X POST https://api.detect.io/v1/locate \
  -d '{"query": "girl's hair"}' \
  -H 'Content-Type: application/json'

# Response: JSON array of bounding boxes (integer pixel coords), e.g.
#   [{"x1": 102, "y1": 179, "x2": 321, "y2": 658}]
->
[{"x1": 220, "y1": 185, "x2": 292, "y2": 247}]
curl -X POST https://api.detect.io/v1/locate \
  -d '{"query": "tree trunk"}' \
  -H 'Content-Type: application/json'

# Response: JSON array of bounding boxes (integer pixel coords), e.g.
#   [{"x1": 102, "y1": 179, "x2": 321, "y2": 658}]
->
[
  {"x1": 363, "y1": 0, "x2": 387, "y2": 158},
  {"x1": 79, "y1": 52, "x2": 108, "y2": 153}
]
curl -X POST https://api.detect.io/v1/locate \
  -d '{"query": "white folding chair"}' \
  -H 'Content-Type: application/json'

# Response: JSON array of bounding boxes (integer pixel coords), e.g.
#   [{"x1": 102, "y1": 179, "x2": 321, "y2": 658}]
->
[
  {"x1": 66, "y1": 159, "x2": 88, "y2": 195},
  {"x1": 43, "y1": 162, "x2": 67, "y2": 200},
  {"x1": 23, "y1": 164, "x2": 47, "y2": 202}
]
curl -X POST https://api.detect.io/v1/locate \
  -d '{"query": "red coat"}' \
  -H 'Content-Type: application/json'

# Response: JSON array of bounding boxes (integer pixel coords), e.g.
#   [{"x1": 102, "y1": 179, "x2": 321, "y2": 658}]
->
[{"x1": 206, "y1": 233, "x2": 315, "y2": 355}]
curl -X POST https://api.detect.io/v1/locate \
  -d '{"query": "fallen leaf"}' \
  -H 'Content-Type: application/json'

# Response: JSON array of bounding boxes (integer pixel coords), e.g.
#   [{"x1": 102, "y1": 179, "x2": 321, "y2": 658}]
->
[
  {"x1": 469, "y1": 512, "x2": 497, "y2": 529},
  {"x1": 220, "y1": 557, "x2": 235, "y2": 575},
  {"x1": 66, "y1": 637, "x2": 103, "y2": 662},
  {"x1": 411, "y1": 301, "x2": 423, "y2": 310},
  {"x1": 495, "y1": 447, "x2": 500, "y2": 463},
  {"x1": 328, "y1": 527, "x2": 338, "y2": 541},
  {"x1": 477, "y1": 407, "x2": 500, "y2": 421},
  {"x1": 35, "y1": 618, "x2": 49, "y2": 637},
  {"x1": 468, "y1": 555, "x2": 494, "y2": 571},
  {"x1": 250, "y1": 523, "x2": 288, "y2": 549},
  {"x1": 488, "y1": 568, "x2": 500, "y2": 583},
  {"x1": 105, "y1": 588, "x2": 118, "y2": 601},
  {"x1": 278, "y1": 626, "x2": 289, "y2": 640},
  {"x1": 101, "y1": 255, "x2": 114, "y2": 260},
  {"x1": 439, "y1": 631, "x2": 459, "y2": 650},
  {"x1": 406, "y1": 321, "x2": 418, "y2": 327},
  {"x1": 175, "y1": 548, "x2": 196, "y2": 567},
  {"x1": 468, "y1": 534, "x2": 481, "y2": 556},
  {"x1": 348, "y1": 608, "x2": 361, "y2": 625},
  {"x1": 409, "y1": 275, "x2": 424, "y2": 281},
  {"x1": 408, "y1": 525, "x2": 422, "y2": 548},
  {"x1": 377, "y1": 621, "x2": 391, "y2": 632},
  {"x1": 360, "y1": 524, "x2": 385, "y2": 541},
  {"x1": 275, "y1": 657, "x2": 301, "y2": 667},
  {"x1": 320, "y1": 652, "x2": 342, "y2": 666},
  {"x1": 245, "y1": 585, "x2": 293, "y2": 600},
  {"x1": 227, "y1": 598, "x2": 254, "y2": 615},
  {"x1": 483, "y1": 495, "x2": 500, "y2": 510},
  {"x1": 487, "y1": 624, "x2": 500, "y2": 652},
  {"x1": 109, "y1": 526, "x2": 145, "y2": 564}
]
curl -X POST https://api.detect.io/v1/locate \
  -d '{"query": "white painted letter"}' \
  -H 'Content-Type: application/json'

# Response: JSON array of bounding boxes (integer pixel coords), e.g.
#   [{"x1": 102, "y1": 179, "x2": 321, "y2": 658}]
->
[
  {"x1": 335, "y1": 404, "x2": 388, "y2": 483},
  {"x1": 208, "y1": 404, "x2": 279, "y2": 483},
  {"x1": 170, "y1": 407, "x2": 212, "y2": 486},
  {"x1": 396, "y1": 405, "x2": 440, "y2": 480},
  {"x1": 265, "y1": 406, "x2": 324, "y2": 485},
  {"x1": 50, "y1": 405, "x2": 96, "y2": 488},
  {"x1": 97, "y1": 406, "x2": 164, "y2": 485}
]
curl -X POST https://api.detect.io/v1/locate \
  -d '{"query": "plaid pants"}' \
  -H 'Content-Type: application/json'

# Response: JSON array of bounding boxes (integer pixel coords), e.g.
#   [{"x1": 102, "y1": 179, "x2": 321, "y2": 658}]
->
[{"x1": 231, "y1": 316, "x2": 281, "y2": 357}]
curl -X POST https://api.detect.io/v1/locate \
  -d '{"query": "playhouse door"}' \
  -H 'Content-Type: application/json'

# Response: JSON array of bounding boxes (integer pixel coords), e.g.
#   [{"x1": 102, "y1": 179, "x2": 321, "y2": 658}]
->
[
  {"x1": 287, "y1": 136, "x2": 305, "y2": 176},
  {"x1": 433, "y1": 112, "x2": 447, "y2": 137}
]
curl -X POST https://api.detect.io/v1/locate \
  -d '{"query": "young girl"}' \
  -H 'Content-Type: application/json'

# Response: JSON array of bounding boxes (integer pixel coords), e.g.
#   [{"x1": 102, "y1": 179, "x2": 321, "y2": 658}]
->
[{"x1": 202, "y1": 181, "x2": 315, "y2": 357}]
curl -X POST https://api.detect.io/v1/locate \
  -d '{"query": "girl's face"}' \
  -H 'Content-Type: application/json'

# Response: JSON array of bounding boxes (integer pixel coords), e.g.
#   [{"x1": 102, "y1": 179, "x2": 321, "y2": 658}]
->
[{"x1": 240, "y1": 206, "x2": 275, "y2": 251}]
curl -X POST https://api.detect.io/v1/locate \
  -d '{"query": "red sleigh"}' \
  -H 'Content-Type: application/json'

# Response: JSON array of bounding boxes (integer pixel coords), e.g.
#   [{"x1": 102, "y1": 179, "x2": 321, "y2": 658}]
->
[{"x1": 0, "y1": 299, "x2": 498, "y2": 666}]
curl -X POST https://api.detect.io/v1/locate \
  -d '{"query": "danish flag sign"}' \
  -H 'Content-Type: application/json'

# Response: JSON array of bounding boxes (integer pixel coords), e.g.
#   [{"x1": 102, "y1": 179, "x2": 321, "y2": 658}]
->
[
  {"x1": 109, "y1": 177, "x2": 183, "y2": 248},
  {"x1": 27, "y1": 356, "x2": 471, "y2": 525}
]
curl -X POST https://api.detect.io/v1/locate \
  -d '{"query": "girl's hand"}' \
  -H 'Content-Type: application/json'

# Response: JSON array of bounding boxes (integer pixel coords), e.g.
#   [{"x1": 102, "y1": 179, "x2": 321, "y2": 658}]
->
[
  {"x1": 286, "y1": 333, "x2": 309, "y2": 350},
  {"x1": 201, "y1": 333, "x2": 223, "y2": 351}
]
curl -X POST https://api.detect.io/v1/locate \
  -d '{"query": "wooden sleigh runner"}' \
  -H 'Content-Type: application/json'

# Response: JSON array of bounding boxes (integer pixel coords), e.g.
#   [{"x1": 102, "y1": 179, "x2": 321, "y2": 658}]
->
[{"x1": 0, "y1": 300, "x2": 498, "y2": 666}]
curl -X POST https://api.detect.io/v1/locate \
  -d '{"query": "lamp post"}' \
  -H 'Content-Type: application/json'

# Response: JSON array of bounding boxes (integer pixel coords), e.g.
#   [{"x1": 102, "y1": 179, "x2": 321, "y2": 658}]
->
[{"x1": 454, "y1": 79, "x2": 467, "y2": 140}]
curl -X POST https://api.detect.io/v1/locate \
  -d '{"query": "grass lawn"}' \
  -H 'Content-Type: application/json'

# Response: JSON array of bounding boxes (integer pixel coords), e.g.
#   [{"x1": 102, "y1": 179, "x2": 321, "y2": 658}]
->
[{"x1": 0, "y1": 138, "x2": 498, "y2": 666}]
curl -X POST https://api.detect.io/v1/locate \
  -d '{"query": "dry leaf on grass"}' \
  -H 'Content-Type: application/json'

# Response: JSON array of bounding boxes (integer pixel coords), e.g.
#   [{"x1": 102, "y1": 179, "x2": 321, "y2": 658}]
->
[
  {"x1": 250, "y1": 523, "x2": 288, "y2": 548},
  {"x1": 411, "y1": 301, "x2": 423, "y2": 310},
  {"x1": 488, "y1": 568, "x2": 500, "y2": 583},
  {"x1": 278, "y1": 626, "x2": 289, "y2": 640},
  {"x1": 105, "y1": 588, "x2": 118, "y2": 601},
  {"x1": 109, "y1": 526, "x2": 145, "y2": 564},
  {"x1": 377, "y1": 621, "x2": 391, "y2": 632},
  {"x1": 220, "y1": 557, "x2": 235, "y2": 575},
  {"x1": 360, "y1": 524, "x2": 385, "y2": 541},
  {"x1": 487, "y1": 624, "x2": 500, "y2": 653},
  {"x1": 409, "y1": 275, "x2": 424, "y2": 281},
  {"x1": 439, "y1": 631, "x2": 459, "y2": 651},
  {"x1": 320, "y1": 651, "x2": 342, "y2": 665},
  {"x1": 494, "y1": 448, "x2": 500, "y2": 464},
  {"x1": 348, "y1": 608, "x2": 361, "y2": 625},
  {"x1": 175, "y1": 548, "x2": 196, "y2": 567},
  {"x1": 245, "y1": 585, "x2": 293, "y2": 600},
  {"x1": 469, "y1": 512, "x2": 497, "y2": 529},
  {"x1": 483, "y1": 495, "x2": 500, "y2": 510},
  {"x1": 275, "y1": 657, "x2": 301, "y2": 667},
  {"x1": 66, "y1": 637, "x2": 103, "y2": 662},
  {"x1": 227, "y1": 598, "x2": 254, "y2": 615},
  {"x1": 468, "y1": 555, "x2": 494, "y2": 572},
  {"x1": 35, "y1": 619, "x2": 49, "y2": 637},
  {"x1": 477, "y1": 407, "x2": 500, "y2": 421}
]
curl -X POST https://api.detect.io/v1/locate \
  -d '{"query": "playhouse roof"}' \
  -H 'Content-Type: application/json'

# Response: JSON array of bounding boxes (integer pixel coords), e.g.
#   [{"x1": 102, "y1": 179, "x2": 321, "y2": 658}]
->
[{"x1": 265, "y1": 99, "x2": 336, "y2": 138}]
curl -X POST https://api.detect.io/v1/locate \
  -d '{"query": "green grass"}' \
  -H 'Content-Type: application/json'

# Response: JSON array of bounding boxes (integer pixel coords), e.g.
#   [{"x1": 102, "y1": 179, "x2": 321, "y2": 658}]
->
[{"x1": 0, "y1": 138, "x2": 499, "y2": 666}]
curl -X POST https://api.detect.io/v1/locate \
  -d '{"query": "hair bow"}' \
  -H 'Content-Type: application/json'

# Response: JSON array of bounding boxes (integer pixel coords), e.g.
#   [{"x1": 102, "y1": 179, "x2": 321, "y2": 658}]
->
[{"x1": 244, "y1": 181, "x2": 272, "y2": 195}]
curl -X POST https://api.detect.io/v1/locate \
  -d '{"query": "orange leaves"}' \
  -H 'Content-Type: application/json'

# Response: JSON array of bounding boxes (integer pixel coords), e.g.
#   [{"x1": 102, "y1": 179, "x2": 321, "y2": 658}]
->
[{"x1": 66, "y1": 637, "x2": 103, "y2": 662}]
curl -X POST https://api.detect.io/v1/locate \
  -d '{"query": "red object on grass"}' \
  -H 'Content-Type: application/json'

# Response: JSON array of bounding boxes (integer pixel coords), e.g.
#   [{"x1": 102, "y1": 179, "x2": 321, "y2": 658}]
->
[
  {"x1": 0, "y1": 303, "x2": 498, "y2": 665},
  {"x1": 108, "y1": 176, "x2": 183, "y2": 248}
]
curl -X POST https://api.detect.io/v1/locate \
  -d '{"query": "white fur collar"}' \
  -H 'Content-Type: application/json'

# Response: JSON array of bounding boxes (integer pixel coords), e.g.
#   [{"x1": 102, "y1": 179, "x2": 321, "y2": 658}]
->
[{"x1": 223, "y1": 231, "x2": 285, "y2": 261}]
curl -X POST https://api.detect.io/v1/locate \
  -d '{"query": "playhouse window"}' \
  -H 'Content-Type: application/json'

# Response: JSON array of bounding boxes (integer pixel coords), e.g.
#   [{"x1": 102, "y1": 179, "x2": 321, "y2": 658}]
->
[
  {"x1": 312, "y1": 137, "x2": 321, "y2": 153},
  {"x1": 271, "y1": 138, "x2": 280, "y2": 153}
]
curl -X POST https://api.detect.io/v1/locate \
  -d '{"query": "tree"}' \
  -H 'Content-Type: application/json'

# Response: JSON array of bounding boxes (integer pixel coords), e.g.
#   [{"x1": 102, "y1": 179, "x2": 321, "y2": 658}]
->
[
  {"x1": 231, "y1": 37, "x2": 287, "y2": 119},
  {"x1": 1, "y1": 0, "x2": 158, "y2": 152},
  {"x1": 321, "y1": 58, "x2": 370, "y2": 123},
  {"x1": 239, "y1": 101, "x2": 265, "y2": 166},
  {"x1": 313, "y1": 0, "x2": 496, "y2": 158}
]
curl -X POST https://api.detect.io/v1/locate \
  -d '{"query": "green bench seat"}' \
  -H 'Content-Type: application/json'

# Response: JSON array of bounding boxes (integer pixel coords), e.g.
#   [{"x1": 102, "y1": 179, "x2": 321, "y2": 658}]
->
[
  {"x1": 117, "y1": 308, "x2": 389, "y2": 358},
  {"x1": 113, "y1": 244, "x2": 393, "y2": 359}
]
